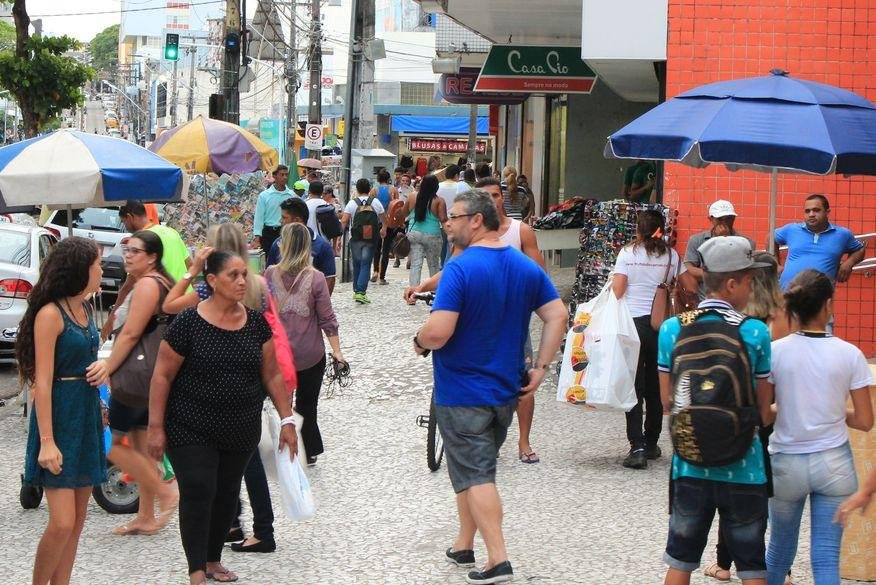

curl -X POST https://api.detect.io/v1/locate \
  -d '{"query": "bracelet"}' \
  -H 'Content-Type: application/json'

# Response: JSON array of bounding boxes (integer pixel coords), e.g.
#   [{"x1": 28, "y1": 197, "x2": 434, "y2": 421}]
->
[
  {"x1": 413, "y1": 334, "x2": 425, "y2": 350},
  {"x1": 280, "y1": 415, "x2": 296, "y2": 427},
  {"x1": 40, "y1": 436, "x2": 54, "y2": 442}
]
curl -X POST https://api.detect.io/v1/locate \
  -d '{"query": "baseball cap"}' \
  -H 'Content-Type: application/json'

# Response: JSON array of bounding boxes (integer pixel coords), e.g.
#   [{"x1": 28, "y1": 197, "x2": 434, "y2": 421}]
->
[
  {"x1": 293, "y1": 180, "x2": 307, "y2": 191},
  {"x1": 699, "y1": 236, "x2": 770, "y2": 273},
  {"x1": 708, "y1": 200, "x2": 737, "y2": 218}
]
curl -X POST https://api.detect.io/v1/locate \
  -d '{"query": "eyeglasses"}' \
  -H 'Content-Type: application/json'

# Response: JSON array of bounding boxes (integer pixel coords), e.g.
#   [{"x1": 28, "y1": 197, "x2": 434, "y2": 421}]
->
[
  {"x1": 121, "y1": 245, "x2": 146, "y2": 255},
  {"x1": 445, "y1": 213, "x2": 476, "y2": 223}
]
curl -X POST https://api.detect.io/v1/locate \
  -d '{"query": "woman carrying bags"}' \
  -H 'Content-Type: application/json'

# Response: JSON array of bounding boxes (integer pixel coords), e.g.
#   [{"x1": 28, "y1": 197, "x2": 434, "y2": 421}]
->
[
  {"x1": 611, "y1": 210, "x2": 680, "y2": 470},
  {"x1": 265, "y1": 222, "x2": 345, "y2": 465},
  {"x1": 97, "y1": 230, "x2": 179, "y2": 536}
]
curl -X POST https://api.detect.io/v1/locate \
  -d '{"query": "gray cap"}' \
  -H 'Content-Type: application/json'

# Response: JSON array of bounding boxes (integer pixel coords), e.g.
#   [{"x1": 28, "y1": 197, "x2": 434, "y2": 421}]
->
[{"x1": 699, "y1": 236, "x2": 770, "y2": 273}]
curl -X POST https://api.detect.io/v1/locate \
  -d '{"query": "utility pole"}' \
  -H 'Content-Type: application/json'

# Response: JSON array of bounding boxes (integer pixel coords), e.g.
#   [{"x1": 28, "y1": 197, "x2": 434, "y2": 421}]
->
[
  {"x1": 466, "y1": 104, "x2": 477, "y2": 167},
  {"x1": 187, "y1": 46, "x2": 197, "y2": 121},
  {"x1": 307, "y1": 0, "x2": 322, "y2": 158},
  {"x1": 355, "y1": 0, "x2": 376, "y2": 150},
  {"x1": 222, "y1": 0, "x2": 242, "y2": 123},
  {"x1": 285, "y1": 1, "x2": 299, "y2": 166},
  {"x1": 170, "y1": 59, "x2": 179, "y2": 126}
]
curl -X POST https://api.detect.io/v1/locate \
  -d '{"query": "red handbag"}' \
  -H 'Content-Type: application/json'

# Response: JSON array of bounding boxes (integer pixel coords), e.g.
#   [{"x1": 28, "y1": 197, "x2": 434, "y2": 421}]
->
[{"x1": 262, "y1": 277, "x2": 297, "y2": 396}]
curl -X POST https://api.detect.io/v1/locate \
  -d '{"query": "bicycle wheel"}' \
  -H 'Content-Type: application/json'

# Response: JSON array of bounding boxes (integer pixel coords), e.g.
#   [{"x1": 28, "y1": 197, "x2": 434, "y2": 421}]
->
[{"x1": 426, "y1": 399, "x2": 444, "y2": 472}]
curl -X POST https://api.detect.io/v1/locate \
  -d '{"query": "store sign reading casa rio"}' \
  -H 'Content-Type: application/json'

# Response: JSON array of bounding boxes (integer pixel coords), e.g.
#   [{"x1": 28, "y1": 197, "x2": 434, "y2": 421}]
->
[{"x1": 474, "y1": 46, "x2": 597, "y2": 94}]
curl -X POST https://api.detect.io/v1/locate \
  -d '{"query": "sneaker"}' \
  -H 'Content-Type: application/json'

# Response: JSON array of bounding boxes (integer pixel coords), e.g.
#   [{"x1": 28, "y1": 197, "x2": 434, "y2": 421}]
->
[
  {"x1": 378, "y1": 278, "x2": 388, "y2": 285},
  {"x1": 645, "y1": 445, "x2": 662, "y2": 460},
  {"x1": 622, "y1": 448, "x2": 648, "y2": 469},
  {"x1": 465, "y1": 561, "x2": 513, "y2": 584},
  {"x1": 445, "y1": 547, "x2": 475, "y2": 567},
  {"x1": 353, "y1": 293, "x2": 364, "y2": 304},
  {"x1": 359, "y1": 294, "x2": 371, "y2": 304}
]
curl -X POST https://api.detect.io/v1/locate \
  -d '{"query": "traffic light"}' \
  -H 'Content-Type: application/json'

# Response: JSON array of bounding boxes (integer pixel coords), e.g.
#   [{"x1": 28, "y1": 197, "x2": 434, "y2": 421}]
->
[{"x1": 164, "y1": 33, "x2": 179, "y2": 61}]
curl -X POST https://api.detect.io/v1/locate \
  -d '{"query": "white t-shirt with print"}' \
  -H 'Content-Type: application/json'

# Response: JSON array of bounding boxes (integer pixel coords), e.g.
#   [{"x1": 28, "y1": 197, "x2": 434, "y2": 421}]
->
[
  {"x1": 343, "y1": 196, "x2": 386, "y2": 221},
  {"x1": 768, "y1": 332, "x2": 873, "y2": 455},
  {"x1": 613, "y1": 245, "x2": 680, "y2": 318}
]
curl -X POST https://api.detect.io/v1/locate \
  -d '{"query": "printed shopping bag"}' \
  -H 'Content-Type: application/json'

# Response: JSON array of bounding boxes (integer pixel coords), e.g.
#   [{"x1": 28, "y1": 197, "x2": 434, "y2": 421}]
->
[
  {"x1": 556, "y1": 279, "x2": 613, "y2": 406},
  {"x1": 267, "y1": 406, "x2": 315, "y2": 521},
  {"x1": 580, "y1": 292, "x2": 640, "y2": 411}
]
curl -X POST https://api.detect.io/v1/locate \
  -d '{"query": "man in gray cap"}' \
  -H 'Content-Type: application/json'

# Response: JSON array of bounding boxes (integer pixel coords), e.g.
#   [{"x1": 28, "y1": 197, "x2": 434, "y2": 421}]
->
[
  {"x1": 657, "y1": 235, "x2": 773, "y2": 585},
  {"x1": 682, "y1": 200, "x2": 756, "y2": 300}
]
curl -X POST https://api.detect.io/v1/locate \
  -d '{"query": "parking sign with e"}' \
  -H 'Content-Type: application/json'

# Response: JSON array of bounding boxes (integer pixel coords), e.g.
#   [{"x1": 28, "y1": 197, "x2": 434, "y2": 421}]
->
[{"x1": 305, "y1": 124, "x2": 323, "y2": 150}]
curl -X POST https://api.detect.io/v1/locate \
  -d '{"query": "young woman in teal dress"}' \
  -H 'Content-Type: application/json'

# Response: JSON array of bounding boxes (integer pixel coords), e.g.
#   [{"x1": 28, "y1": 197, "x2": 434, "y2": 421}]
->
[{"x1": 17, "y1": 237, "x2": 108, "y2": 585}]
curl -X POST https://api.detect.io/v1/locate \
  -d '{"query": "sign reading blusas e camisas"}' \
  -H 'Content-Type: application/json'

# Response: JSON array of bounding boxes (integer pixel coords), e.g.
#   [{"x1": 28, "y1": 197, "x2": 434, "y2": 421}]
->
[{"x1": 474, "y1": 46, "x2": 598, "y2": 94}]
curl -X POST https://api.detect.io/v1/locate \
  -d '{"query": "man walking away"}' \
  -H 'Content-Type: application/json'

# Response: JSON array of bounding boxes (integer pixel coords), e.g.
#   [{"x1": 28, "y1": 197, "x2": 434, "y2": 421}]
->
[
  {"x1": 414, "y1": 190, "x2": 567, "y2": 584},
  {"x1": 253, "y1": 165, "x2": 295, "y2": 253},
  {"x1": 341, "y1": 178, "x2": 387, "y2": 304},
  {"x1": 658, "y1": 236, "x2": 774, "y2": 585}
]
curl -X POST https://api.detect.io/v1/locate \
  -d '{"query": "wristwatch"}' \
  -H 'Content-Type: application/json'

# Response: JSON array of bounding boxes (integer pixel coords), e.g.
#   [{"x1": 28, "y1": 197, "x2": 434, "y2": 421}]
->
[
  {"x1": 533, "y1": 362, "x2": 550, "y2": 370},
  {"x1": 181, "y1": 272, "x2": 193, "y2": 281}
]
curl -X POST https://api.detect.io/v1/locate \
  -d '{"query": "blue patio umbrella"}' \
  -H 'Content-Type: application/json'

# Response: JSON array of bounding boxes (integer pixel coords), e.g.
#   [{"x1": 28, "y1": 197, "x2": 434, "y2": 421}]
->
[
  {"x1": 605, "y1": 70, "x2": 876, "y2": 250},
  {"x1": 0, "y1": 130, "x2": 188, "y2": 228}
]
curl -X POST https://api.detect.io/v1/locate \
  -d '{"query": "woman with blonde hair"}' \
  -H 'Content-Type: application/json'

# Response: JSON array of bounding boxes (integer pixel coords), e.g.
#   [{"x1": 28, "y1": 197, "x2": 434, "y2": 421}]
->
[
  {"x1": 163, "y1": 223, "x2": 267, "y2": 314},
  {"x1": 501, "y1": 165, "x2": 532, "y2": 221},
  {"x1": 744, "y1": 252, "x2": 794, "y2": 340},
  {"x1": 266, "y1": 223, "x2": 345, "y2": 464}
]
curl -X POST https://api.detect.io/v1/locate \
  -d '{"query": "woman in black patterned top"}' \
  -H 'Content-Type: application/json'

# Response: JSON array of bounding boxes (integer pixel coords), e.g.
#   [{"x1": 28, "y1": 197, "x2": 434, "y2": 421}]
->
[{"x1": 147, "y1": 251, "x2": 297, "y2": 585}]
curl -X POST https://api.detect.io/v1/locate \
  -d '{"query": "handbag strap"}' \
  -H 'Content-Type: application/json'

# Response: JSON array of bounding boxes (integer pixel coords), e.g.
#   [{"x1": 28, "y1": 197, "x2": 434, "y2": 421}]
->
[{"x1": 660, "y1": 250, "x2": 674, "y2": 286}]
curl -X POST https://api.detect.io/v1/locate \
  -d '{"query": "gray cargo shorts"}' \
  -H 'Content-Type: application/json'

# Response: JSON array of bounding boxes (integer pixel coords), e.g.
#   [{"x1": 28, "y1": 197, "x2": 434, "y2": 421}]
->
[{"x1": 434, "y1": 400, "x2": 518, "y2": 494}]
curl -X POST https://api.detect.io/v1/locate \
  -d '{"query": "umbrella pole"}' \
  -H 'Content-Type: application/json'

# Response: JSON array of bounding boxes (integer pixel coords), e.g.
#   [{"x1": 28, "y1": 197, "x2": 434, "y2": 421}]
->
[
  {"x1": 768, "y1": 168, "x2": 777, "y2": 254},
  {"x1": 203, "y1": 172, "x2": 209, "y2": 230},
  {"x1": 67, "y1": 204, "x2": 73, "y2": 238}
]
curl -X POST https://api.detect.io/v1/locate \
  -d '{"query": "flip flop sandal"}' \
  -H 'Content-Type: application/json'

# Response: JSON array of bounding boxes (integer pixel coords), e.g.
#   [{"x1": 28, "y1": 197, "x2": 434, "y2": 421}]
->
[
  {"x1": 112, "y1": 523, "x2": 160, "y2": 536},
  {"x1": 704, "y1": 562, "x2": 731, "y2": 581},
  {"x1": 518, "y1": 451, "x2": 540, "y2": 464},
  {"x1": 206, "y1": 568, "x2": 239, "y2": 583}
]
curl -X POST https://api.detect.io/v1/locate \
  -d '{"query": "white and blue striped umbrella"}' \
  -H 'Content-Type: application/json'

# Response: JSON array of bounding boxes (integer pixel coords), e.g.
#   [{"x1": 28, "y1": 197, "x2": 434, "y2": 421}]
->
[{"x1": 0, "y1": 130, "x2": 187, "y2": 210}]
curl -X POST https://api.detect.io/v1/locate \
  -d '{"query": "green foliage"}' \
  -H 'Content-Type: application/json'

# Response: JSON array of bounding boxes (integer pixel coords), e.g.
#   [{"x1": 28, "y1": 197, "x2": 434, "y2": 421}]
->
[
  {"x1": 0, "y1": 20, "x2": 14, "y2": 53},
  {"x1": 0, "y1": 34, "x2": 94, "y2": 134},
  {"x1": 88, "y1": 24, "x2": 119, "y2": 74}
]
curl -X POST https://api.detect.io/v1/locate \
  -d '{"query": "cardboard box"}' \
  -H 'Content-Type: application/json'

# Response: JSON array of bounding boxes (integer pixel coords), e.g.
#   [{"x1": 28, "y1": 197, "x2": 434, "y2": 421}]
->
[{"x1": 839, "y1": 364, "x2": 876, "y2": 581}]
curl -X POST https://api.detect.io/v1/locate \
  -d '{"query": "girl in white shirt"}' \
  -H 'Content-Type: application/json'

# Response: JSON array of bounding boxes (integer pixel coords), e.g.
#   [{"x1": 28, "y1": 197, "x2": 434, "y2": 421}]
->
[
  {"x1": 612, "y1": 210, "x2": 680, "y2": 470},
  {"x1": 765, "y1": 269, "x2": 873, "y2": 585}
]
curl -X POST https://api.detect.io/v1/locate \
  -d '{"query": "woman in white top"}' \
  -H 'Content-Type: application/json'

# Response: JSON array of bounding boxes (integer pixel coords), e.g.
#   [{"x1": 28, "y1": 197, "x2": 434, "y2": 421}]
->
[
  {"x1": 612, "y1": 210, "x2": 680, "y2": 470},
  {"x1": 765, "y1": 269, "x2": 873, "y2": 585}
]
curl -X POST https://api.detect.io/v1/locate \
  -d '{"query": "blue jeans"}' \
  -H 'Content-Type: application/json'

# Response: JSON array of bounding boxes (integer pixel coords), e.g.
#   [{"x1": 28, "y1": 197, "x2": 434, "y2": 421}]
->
[
  {"x1": 349, "y1": 239, "x2": 376, "y2": 294},
  {"x1": 766, "y1": 443, "x2": 857, "y2": 585},
  {"x1": 665, "y1": 478, "x2": 768, "y2": 580}
]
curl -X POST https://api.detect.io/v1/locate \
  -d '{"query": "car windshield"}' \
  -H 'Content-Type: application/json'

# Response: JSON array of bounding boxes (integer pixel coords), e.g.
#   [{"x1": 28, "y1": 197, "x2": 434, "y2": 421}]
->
[
  {"x1": 0, "y1": 229, "x2": 30, "y2": 266},
  {"x1": 72, "y1": 208, "x2": 125, "y2": 232}
]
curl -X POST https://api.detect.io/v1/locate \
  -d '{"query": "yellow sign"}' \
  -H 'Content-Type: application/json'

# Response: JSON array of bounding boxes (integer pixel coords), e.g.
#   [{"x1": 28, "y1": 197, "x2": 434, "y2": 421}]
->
[{"x1": 337, "y1": 119, "x2": 344, "y2": 137}]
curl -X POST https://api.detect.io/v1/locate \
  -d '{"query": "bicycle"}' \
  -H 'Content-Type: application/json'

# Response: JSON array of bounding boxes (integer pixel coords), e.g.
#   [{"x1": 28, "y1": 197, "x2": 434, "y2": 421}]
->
[{"x1": 411, "y1": 291, "x2": 444, "y2": 471}]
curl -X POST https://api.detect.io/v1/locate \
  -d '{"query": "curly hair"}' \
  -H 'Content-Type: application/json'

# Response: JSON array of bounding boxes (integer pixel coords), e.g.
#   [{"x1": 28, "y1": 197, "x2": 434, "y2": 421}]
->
[{"x1": 17, "y1": 237, "x2": 100, "y2": 385}]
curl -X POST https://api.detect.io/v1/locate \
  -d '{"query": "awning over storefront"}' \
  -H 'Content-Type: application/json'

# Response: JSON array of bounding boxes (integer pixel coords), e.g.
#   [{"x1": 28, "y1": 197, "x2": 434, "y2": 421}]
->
[{"x1": 391, "y1": 115, "x2": 489, "y2": 135}]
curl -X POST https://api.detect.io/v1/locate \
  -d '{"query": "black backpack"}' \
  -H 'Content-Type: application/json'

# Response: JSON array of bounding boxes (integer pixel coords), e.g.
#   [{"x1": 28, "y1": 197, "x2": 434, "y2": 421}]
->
[
  {"x1": 315, "y1": 203, "x2": 343, "y2": 239},
  {"x1": 669, "y1": 308, "x2": 760, "y2": 467}
]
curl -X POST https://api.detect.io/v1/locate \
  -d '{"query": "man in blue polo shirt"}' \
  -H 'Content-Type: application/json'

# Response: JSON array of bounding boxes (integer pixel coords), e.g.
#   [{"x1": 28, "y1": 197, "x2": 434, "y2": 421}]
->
[
  {"x1": 775, "y1": 194, "x2": 865, "y2": 290},
  {"x1": 266, "y1": 198, "x2": 336, "y2": 294},
  {"x1": 413, "y1": 190, "x2": 567, "y2": 585}
]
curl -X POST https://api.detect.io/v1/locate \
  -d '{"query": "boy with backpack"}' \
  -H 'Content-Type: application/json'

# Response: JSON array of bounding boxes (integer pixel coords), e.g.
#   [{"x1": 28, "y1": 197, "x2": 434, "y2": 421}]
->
[
  {"x1": 657, "y1": 236, "x2": 775, "y2": 585},
  {"x1": 341, "y1": 178, "x2": 388, "y2": 304}
]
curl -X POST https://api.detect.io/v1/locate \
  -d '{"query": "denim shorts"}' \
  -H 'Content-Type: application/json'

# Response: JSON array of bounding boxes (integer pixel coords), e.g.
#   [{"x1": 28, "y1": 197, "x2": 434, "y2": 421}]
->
[
  {"x1": 435, "y1": 401, "x2": 517, "y2": 494},
  {"x1": 108, "y1": 398, "x2": 149, "y2": 434},
  {"x1": 665, "y1": 478, "x2": 768, "y2": 580}
]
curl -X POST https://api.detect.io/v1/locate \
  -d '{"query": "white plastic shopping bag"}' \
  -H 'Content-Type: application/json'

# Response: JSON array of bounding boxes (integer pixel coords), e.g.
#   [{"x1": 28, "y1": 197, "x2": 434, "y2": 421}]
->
[
  {"x1": 556, "y1": 279, "x2": 614, "y2": 406},
  {"x1": 580, "y1": 291, "x2": 640, "y2": 411},
  {"x1": 258, "y1": 401, "x2": 306, "y2": 483},
  {"x1": 267, "y1": 406, "x2": 315, "y2": 521}
]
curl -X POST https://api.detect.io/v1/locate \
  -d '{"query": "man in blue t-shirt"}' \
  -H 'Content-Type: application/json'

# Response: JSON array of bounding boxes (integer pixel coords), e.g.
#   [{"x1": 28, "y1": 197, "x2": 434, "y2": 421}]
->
[
  {"x1": 266, "y1": 197, "x2": 336, "y2": 294},
  {"x1": 774, "y1": 194, "x2": 865, "y2": 290},
  {"x1": 413, "y1": 190, "x2": 566, "y2": 585},
  {"x1": 657, "y1": 236, "x2": 774, "y2": 585}
]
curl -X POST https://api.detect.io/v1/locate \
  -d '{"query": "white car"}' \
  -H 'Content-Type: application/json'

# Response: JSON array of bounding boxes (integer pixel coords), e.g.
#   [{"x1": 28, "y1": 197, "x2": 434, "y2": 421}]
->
[
  {"x1": 0, "y1": 224, "x2": 58, "y2": 362},
  {"x1": 44, "y1": 207, "x2": 130, "y2": 294}
]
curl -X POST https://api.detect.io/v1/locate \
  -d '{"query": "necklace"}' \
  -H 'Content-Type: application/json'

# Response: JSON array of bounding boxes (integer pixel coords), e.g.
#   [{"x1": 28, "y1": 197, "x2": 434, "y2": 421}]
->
[
  {"x1": 63, "y1": 298, "x2": 87, "y2": 328},
  {"x1": 63, "y1": 297, "x2": 99, "y2": 351}
]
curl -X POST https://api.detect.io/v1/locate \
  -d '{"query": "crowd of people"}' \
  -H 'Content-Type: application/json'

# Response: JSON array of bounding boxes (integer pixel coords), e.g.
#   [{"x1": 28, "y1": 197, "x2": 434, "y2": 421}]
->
[{"x1": 15, "y1": 155, "x2": 875, "y2": 585}]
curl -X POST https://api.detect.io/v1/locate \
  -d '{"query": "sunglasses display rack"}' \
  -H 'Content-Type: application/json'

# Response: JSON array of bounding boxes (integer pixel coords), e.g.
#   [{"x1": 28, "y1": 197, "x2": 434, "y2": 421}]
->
[{"x1": 568, "y1": 200, "x2": 675, "y2": 322}]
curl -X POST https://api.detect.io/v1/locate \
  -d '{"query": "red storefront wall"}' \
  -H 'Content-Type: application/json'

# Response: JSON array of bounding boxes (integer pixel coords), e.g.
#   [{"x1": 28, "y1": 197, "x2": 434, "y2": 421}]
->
[{"x1": 664, "y1": 0, "x2": 876, "y2": 356}]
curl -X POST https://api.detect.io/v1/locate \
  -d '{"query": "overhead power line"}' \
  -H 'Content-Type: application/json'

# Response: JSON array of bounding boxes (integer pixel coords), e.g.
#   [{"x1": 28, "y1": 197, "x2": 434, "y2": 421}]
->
[{"x1": 31, "y1": 1, "x2": 222, "y2": 18}]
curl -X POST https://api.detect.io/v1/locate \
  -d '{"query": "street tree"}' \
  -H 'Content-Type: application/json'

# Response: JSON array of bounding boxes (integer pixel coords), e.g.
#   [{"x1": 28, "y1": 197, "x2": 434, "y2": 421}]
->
[
  {"x1": 0, "y1": 0, "x2": 93, "y2": 137},
  {"x1": 88, "y1": 24, "x2": 119, "y2": 74},
  {"x1": 0, "y1": 20, "x2": 14, "y2": 52}
]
